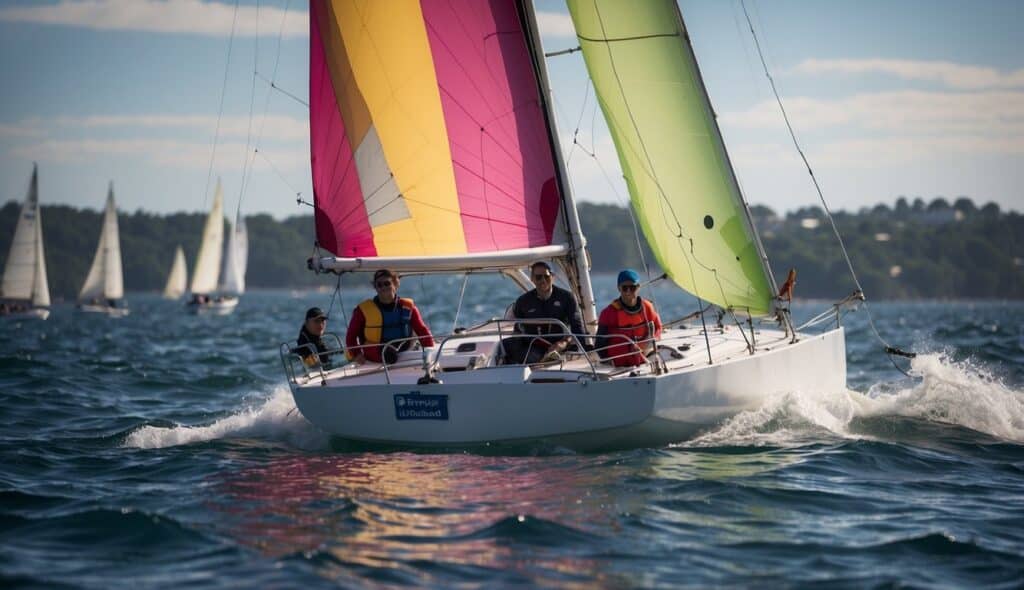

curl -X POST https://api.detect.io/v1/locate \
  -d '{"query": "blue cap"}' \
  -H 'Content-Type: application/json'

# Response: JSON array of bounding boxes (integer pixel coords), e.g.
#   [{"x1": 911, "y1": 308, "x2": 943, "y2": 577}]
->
[{"x1": 617, "y1": 269, "x2": 640, "y2": 285}]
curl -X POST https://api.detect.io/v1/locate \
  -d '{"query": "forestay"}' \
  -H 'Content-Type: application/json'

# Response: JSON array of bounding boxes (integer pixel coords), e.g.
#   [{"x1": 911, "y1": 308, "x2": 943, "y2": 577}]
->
[
  {"x1": 567, "y1": 0, "x2": 776, "y2": 316},
  {"x1": 309, "y1": 0, "x2": 574, "y2": 269}
]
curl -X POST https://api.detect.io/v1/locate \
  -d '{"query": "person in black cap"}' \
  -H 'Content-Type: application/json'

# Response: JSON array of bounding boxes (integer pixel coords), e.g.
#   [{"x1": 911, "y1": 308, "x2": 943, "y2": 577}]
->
[
  {"x1": 502, "y1": 261, "x2": 586, "y2": 364},
  {"x1": 297, "y1": 307, "x2": 332, "y2": 366}
]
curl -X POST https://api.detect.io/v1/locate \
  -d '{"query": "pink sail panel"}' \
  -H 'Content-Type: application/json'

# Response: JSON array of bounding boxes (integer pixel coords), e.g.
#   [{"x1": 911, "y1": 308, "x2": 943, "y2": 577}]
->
[
  {"x1": 309, "y1": 0, "x2": 564, "y2": 258},
  {"x1": 420, "y1": 0, "x2": 561, "y2": 252}
]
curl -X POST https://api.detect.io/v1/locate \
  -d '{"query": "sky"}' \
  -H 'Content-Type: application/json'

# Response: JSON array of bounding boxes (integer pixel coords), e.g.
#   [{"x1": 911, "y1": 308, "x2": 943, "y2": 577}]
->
[{"x1": 0, "y1": 0, "x2": 1021, "y2": 220}]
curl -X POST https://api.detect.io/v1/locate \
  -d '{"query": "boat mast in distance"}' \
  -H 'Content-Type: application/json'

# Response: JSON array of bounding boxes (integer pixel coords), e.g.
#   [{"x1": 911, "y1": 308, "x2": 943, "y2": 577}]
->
[
  {"x1": 1, "y1": 164, "x2": 50, "y2": 319},
  {"x1": 78, "y1": 182, "x2": 127, "y2": 315}
]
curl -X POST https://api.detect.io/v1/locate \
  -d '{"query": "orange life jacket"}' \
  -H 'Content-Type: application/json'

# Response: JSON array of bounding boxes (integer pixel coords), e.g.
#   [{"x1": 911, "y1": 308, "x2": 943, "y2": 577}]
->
[{"x1": 605, "y1": 298, "x2": 657, "y2": 366}]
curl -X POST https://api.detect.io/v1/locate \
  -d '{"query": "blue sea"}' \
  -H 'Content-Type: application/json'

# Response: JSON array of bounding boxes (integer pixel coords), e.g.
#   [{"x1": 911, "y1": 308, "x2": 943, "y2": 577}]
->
[{"x1": 2, "y1": 275, "x2": 1023, "y2": 588}]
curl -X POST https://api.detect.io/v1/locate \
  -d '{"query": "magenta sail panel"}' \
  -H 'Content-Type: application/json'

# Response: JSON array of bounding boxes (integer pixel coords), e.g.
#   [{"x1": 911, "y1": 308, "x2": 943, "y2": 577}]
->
[{"x1": 421, "y1": 0, "x2": 561, "y2": 252}]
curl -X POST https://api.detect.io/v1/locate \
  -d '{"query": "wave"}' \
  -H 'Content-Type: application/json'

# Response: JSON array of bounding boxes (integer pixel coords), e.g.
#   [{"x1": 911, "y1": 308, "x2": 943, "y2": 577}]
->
[
  {"x1": 690, "y1": 353, "x2": 1024, "y2": 447},
  {"x1": 122, "y1": 387, "x2": 328, "y2": 451}
]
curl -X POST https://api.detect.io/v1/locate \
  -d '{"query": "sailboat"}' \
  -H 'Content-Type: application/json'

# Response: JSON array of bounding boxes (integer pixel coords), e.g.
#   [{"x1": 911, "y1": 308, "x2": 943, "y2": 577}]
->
[
  {"x1": 218, "y1": 212, "x2": 247, "y2": 301},
  {"x1": 280, "y1": 0, "x2": 846, "y2": 451},
  {"x1": 187, "y1": 179, "x2": 245, "y2": 315},
  {"x1": 78, "y1": 182, "x2": 129, "y2": 316},
  {"x1": 163, "y1": 245, "x2": 188, "y2": 300},
  {"x1": 1, "y1": 164, "x2": 50, "y2": 320}
]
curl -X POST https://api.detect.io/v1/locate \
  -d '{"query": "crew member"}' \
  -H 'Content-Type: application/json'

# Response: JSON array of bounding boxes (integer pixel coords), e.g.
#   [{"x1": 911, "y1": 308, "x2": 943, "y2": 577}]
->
[
  {"x1": 596, "y1": 269, "x2": 662, "y2": 367},
  {"x1": 345, "y1": 269, "x2": 434, "y2": 364}
]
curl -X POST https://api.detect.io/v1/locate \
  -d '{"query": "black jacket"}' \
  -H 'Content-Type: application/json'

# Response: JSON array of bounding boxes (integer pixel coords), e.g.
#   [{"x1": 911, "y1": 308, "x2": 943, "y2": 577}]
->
[
  {"x1": 510, "y1": 285, "x2": 585, "y2": 338},
  {"x1": 296, "y1": 326, "x2": 330, "y2": 365}
]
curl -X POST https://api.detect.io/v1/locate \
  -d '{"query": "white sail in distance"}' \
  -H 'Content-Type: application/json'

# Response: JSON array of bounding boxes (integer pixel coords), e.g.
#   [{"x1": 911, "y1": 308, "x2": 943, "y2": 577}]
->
[
  {"x1": 1, "y1": 164, "x2": 50, "y2": 307},
  {"x1": 218, "y1": 212, "x2": 247, "y2": 295},
  {"x1": 78, "y1": 183, "x2": 125, "y2": 302},
  {"x1": 163, "y1": 245, "x2": 188, "y2": 299},
  {"x1": 189, "y1": 180, "x2": 225, "y2": 295}
]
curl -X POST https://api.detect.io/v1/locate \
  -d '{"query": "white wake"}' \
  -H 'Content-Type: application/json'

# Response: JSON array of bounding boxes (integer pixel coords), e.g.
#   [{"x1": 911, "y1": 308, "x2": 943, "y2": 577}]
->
[
  {"x1": 690, "y1": 353, "x2": 1024, "y2": 446},
  {"x1": 123, "y1": 386, "x2": 329, "y2": 451}
]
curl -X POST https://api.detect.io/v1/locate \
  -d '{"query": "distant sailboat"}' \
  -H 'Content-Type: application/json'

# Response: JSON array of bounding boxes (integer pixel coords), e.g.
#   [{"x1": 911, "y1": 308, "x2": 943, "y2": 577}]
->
[
  {"x1": 78, "y1": 182, "x2": 128, "y2": 316},
  {"x1": 1, "y1": 164, "x2": 50, "y2": 320},
  {"x1": 218, "y1": 212, "x2": 248, "y2": 297},
  {"x1": 162, "y1": 245, "x2": 187, "y2": 300},
  {"x1": 187, "y1": 179, "x2": 244, "y2": 314}
]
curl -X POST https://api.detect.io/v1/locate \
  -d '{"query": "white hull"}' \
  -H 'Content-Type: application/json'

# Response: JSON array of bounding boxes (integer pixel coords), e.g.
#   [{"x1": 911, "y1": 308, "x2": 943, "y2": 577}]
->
[
  {"x1": 287, "y1": 325, "x2": 846, "y2": 452},
  {"x1": 1, "y1": 307, "x2": 50, "y2": 321},
  {"x1": 78, "y1": 304, "x2": 130, "y2": 317},
  {"x1": 188, "y1": 296, "x2": 239, "y2": 315}
]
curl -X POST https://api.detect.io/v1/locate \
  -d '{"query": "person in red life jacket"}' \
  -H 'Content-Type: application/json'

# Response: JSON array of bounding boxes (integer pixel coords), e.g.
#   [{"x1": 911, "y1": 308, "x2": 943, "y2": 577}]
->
[
  {"x1": 345, "y1": 269, "x2": 435, "y2": 364},
  {"x1": 596, "y1": 269, "x2": 663, "y2": 367}
]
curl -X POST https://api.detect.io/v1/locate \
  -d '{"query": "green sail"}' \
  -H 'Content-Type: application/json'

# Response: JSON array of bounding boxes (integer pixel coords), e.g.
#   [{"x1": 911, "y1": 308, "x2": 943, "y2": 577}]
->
[{"x1": 567, "y1": 0, "x2": 775, "y2": 315}]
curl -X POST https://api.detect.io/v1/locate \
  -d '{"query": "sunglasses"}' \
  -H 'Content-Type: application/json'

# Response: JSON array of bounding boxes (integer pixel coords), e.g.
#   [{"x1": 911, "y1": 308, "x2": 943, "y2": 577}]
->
[
  {"x1": 375, "y1": 281, "x2": 393, "y2": 288},
  {"x1": 532, "y1": 274, "x2": 552, "y2": 281},
  {"x1": 619, "y1": 284, "x2": 638, "y2": 292}
]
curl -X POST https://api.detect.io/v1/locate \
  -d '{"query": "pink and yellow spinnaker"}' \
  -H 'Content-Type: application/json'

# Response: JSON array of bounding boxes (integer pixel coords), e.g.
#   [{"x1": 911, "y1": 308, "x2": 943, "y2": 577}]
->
[{"x1": 310, "y1": 0, "x2": 567, "y2": 262}]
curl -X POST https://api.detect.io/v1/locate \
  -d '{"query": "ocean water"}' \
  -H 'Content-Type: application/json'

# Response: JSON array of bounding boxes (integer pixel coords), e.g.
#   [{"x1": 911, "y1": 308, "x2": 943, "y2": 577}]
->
[{"x1": 2, "y1": 275, "x2": 1023, "y2": 588}]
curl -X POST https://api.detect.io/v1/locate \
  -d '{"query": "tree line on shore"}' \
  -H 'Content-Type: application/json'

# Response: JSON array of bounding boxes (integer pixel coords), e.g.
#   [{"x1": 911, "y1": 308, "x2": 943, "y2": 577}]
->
[{"x1": 1, "y1": 197, "x2": 1020, "y2": 301}]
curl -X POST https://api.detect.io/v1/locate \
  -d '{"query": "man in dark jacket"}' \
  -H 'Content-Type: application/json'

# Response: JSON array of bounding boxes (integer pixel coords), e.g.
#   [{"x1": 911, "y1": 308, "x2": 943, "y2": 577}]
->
[
  {"x1": 503, "y1": 261, "x2": 586, "y2": 364},
  {"x1": 296, "y1": 307, "x2": 332, "y2": 366}
]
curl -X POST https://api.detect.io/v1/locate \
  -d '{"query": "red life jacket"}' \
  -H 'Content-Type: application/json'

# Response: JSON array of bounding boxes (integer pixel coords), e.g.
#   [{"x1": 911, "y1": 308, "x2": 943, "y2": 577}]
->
[{"x1": 604, "y1": 298, "x2": 657, "y2": 366}]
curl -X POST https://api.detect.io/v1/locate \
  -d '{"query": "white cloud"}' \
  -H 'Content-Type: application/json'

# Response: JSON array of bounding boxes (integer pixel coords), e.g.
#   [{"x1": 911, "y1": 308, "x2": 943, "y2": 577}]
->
[
  {"x1": 55, "y1": 114, "x2": 309, "y2": 141},
  {"x1": 0, "y1": 0, "x2": 306, "y2": 38},
  {"x1": 0, "y1": 122, "x2": 45, "y2": 138},
  {"x1": 792, "y1": 58, "x2": 1024, "y2": 90},
  {"x1": 721, "y1": 90, "x2": 1024, "y2": 138},
  {"x1": 536, "y1": 10, "x2": 576, "y2": 39},
  {"x1": 10, "y1": 137, "x2": 307, "y2": 171}
]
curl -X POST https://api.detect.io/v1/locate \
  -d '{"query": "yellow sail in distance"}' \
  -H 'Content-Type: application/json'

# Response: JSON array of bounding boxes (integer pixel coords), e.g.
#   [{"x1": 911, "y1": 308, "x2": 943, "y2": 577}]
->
[{"x1": 567, "y1": 0, "x2": 775, "y2": 315}]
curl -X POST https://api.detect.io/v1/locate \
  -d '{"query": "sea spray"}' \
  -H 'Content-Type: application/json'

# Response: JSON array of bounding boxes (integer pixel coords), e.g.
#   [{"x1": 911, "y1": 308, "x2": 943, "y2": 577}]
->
[
  {"x1": 689, "y1": 353, "x2": 1024, "y2": 447},
  {"x1": 124, "y1": 387, "x2": 329, "y2": 451},
  {"x1": 864, "y1": 353, "x2": 1024, "y2": 443}
]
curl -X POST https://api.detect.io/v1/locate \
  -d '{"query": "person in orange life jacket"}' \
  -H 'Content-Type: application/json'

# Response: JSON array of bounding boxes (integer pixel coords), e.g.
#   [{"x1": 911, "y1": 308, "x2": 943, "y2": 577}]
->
[
  {"x1": 596, "y1": 269, "x2": 663, "y2": 366},
  {"x1": 345, "y1": 269, "x2": 434, "y2": 364},
  {"x1": 297, "y1": 306, "x2": 332, "y2": 366},
  {"x1": 502, "y1": 261, "x2": 587, "y2": 364}
]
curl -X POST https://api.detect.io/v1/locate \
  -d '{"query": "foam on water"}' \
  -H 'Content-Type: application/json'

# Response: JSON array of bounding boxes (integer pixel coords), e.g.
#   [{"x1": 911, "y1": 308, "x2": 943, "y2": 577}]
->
[
  {"x1": 692, "y1": 353, "x2": 1024, "y2": 446},
  {"x1": 123, "y1": 354, "x2": 1024, "y2": 452},
  {"x1": 124, "y1": 387, "x2": 329, "y2": 451}
]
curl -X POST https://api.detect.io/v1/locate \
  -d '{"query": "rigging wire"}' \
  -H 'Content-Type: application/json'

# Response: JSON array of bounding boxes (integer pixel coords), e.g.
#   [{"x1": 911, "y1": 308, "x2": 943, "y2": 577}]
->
[
  {"x1": 256, "y1": 72, "x2": 310, "y2": 108},
  {"x1": 255, "y1": 149, "x2": 306, "y2": 205},
  {"x1": 738, "y1": 0, "x2": 916, "y2": 376},
  {"x1": 240, "y1": 0, "x2": 297, "y2": 212},
  {"x1": 550, "y1": 85, "x2": 653, "y2": 300},
  {"x1": 234, "y1": 0, "x2": 260, "y2": 221},
  {"x1": 201, "y1": 0, "x2": 240, "y2": 209}
]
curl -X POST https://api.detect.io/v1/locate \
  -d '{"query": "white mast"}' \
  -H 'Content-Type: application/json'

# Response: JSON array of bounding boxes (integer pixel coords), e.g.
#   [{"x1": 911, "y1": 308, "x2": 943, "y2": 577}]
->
[{"x1": 522, "y1": 0, "x2": 598, "y2": 331}]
